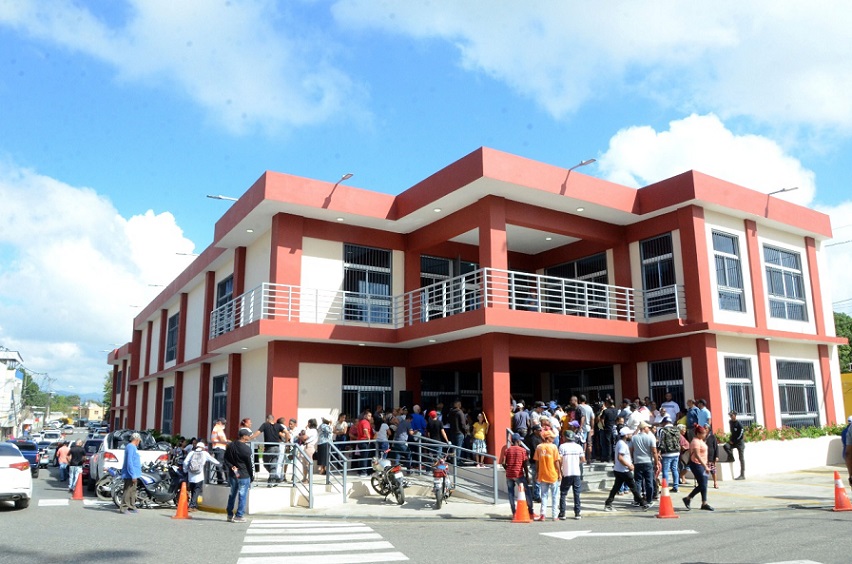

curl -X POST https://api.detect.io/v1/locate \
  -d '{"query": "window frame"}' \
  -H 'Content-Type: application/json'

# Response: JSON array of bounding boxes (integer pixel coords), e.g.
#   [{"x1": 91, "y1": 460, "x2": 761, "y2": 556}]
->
[
  {"x1": 712, "y1": 230, "x2": 746, "y2": 312},
  {"x1": 211, "y1": 375, "x2": 227, "y2": 424},
  {"x1": 165, "y1": 312, "x2": 180, "y2": 363},
  {"x1": 764, "y1": 245, "x2": 807, "y2": 321},
  {"x1": 161, "y1": 385, "x2": 174, "y2": 435},
  {"x1": 640, "y1": 233, "x2": 678, "y2": 318},
  {"x1": 723, "y1": 357, "x2": 756, "y2": 424},
  {"x1": 343, "y1": 244, "x2": 393, "y2": 324}
]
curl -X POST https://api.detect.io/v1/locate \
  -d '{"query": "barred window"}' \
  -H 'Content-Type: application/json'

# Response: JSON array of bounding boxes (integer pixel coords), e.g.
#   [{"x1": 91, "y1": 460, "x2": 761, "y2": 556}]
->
[
  {"x1": 641, "y1": 234, "x2": 677, "y2": 317},
  {"x1": 165, "y1": 313, "x2": 179, "y2": 362},
  {"x1": 162, "y1": 386, "x2": 174, "y2": 435},
  {"x1": 342, "y1": 366, "x2": 393, "y2": 419},
  {"x1": 211, "y1": 375, "x2": 227, "y2": 424},
  {"x1": 777, "y1": 360, "x2": 819, "y2": 428},
  {"x1": 764, "y1": 246, "x2": 807, "y2": 321},
  {"x1": 724, "y1": 357, "x2": 755, "y2": 423},
  {"x1": 713, "y1": 231, "x2": 745, "y2": 312},
  {"x1": 344, "y1": 244, "x2": 392, "y2": 324},
  {"x1": 648, "y1": 359, "x2": 684, "y2": 409}
]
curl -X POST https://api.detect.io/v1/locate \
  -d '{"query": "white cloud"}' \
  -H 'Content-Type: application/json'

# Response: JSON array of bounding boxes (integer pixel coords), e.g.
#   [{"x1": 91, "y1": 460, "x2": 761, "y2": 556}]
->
[
  {"x1": 0, "y1": 0, "x2": 363, "y2": 134},
  {"x1": 332, "y1": 1, "x2": 852, "y2": 131},
  {"x1": 0, "y1": 161, "x2": 195, "y2": 393}
]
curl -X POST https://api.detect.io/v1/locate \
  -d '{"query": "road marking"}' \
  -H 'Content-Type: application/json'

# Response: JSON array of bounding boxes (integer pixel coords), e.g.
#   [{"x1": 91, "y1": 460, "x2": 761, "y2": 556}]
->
[
  {"x1": 542, "y1": 529, "x2": 699, "y2": 541},
  {"x1": 38, "y1": 499, "x2": 69, "y2": 506},
  {"x1": 83, "y1": 499, "x2": 112, "y2": 506},
  {"x1": 237, "y1": 520, "x2": 408, "y2": 564}
]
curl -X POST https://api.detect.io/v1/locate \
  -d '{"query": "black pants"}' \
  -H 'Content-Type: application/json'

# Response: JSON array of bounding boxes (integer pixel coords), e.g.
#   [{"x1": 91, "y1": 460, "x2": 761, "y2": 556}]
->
[
  {"x1": 605, "y1": 470, "x2": 644, "y2": 507},
  {"x1": 600, "y1": 427, "x2": 614, "y2": 462},
  {"x1": 724, "y1": 441, "x2": 745, "y2": 477},
  {"x1": 263, "y1": 446, "x2": 279, "y2": 474},
  {"x1": 188, "y1": 481, "x2": 203, "y2": 508},
  {"x1": 209, "y1": 448, "x2": 227, "y2": 484}
]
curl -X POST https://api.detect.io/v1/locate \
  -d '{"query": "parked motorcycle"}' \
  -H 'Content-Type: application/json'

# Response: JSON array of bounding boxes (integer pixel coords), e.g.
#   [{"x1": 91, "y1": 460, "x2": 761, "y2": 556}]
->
[
  {"x1": 432, "y1": 456, "x2": 453, "y2": 510},
  {"x1": 111, "y1": 460, "x2": 181, "y2": 509},
  {"x1": 369, "y1": 454, "x2": 407, "y2": 505},
  {"x1": 95, "y1": 467, "x2": 120, "y2": 502}
]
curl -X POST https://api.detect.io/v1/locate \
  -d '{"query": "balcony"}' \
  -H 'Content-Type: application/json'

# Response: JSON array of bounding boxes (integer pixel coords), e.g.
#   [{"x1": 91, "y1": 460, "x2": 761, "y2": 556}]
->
[{"x1": 208, "y1": 268, "x2": 686, "y2": 339}]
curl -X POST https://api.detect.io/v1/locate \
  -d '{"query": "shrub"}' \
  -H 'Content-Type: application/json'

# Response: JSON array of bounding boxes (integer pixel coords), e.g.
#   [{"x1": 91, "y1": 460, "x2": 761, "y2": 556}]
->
[{"x1": 715, "y1": 423, "x2": 844, "y2": 444}]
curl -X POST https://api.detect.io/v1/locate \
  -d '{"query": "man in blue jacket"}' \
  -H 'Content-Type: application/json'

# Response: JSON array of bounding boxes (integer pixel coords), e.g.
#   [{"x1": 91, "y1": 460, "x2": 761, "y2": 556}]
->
[{"x1": 120, "y1": 433, "x2": 142, "y2": 514}]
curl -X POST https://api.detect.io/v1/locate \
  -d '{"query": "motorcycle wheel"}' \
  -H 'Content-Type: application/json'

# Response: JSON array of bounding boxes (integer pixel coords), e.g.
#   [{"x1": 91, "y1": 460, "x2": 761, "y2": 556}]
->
[
  {"x1": 96, "y1": 476, "x2": 114, "y2": 501},
  {"x1": 370, "y1": 475, "x2": 391, "y2": 497},
  {"x1": 394, "y1": 484, "x2": 405, "y2": 505},
  {"x1": 435, "y1": 477, "x2": 444, "y2": 509},
  {"x1": 111, "y1": 483, "x2": 123, "y2": 509}
]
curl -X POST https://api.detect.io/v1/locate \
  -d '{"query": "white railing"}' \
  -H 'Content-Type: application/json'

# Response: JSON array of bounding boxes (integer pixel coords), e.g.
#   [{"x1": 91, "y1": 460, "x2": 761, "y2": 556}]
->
[{"x1": 208, "y1": 268, "x2": 686, "y2": 338}]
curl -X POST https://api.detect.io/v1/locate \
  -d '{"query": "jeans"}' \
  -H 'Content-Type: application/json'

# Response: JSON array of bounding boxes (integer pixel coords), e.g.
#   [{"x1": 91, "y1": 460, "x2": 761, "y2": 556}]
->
[
  {"x1": 661, "y1": 455, "x2": 680, "y2": 491},
  {"x1": 634, "y1": 462, "x2": 654, "y2": 502},
  {"x1": 724, "y1": 441, "x2": 746, "y2": 477},
  {"x1": 188, "y1": 481, "x2": 203, "y2": 508},
  {"x1": 263, "y1": 445, "x2": 279, "y2": 474},
  {"x1": 59, "y1": 462, "x2": 68, "y2": 482},
  {"x1": 529, "y1": 462, "x2": 541, "y2": 501},
  {"x1": 227, "y1": 476, "x2": 251, "y2": 518},
  {"x1": 506, "y1": 476, "x2": 533, "y2": 515},
  {"x1": 538, "y1": 481, "x2": 559, "y2": 519},
  {"x1": 559, "y1": 475, "x2": 582, "y2": 517},
  {"x1": 392, "y1": 442, "x2": 410, "y2": 466},
  {"x1": 687, "y1": 462, "x2": 708, "y2": 503},
  {"x1": 605, "y1": 470, "x2": 644, "y2": 507},
  {"x1": 210, "y1": 448, "x2": 227, "y2": 484},
  {"x1": 600, "y1": 428, "x2": 614, "y2": 462},
  {"x1": 68, "y1": 465, "x2": 82, "y2": 491},
  {"x1": 377, "y1": 441, "x2": 390, "y2": 458}
]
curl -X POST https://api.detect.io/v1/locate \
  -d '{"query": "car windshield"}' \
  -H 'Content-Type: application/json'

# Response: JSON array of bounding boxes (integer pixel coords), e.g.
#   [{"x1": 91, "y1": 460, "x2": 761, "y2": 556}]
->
[
  {"x1": 0, "y1": 443, "x2": 24, "y2": 457},
  {"x1": 107, "y1": 430, "x2": 157, "y2": 450},
  {"x1": 84, "y1": 440, "x2": 103, "y2": 454},
  {"x1": 9, "y1": 441, "x2": 37, "y2": 452}
]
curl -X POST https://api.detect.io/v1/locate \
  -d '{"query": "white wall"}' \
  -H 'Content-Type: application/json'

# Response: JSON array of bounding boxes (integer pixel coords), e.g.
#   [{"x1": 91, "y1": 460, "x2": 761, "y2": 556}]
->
[
  {"x1": 704, "y1": 210, "x2": 757, "y2": 328},
  {"x1": 240, "y1": 348, "x2": 268, "y2": 426},
  {"x1": 757, "y1": 225, "x2": 816, "y2": 335},
  {"x1": 393, "y1": 367, "x2": 406, "y2": 406},
  {"x1": 244, "y1": 229, "x2": 271, "y2": 292},
  {"x1": 298, "y1": 363, "x2": 341, "y2": 426},
  {"x1": 149, "y1": 319, "x2": 161, "y2": 375},
  {"x1": 301, "y1": 237, "x2": 345, "y2": 323},
  {"x1": 181, "y1": 367, "x2": 200, "y2": 438},
  {"x1": 184, "y1": 282, "x2": 205, "y2": 361}
]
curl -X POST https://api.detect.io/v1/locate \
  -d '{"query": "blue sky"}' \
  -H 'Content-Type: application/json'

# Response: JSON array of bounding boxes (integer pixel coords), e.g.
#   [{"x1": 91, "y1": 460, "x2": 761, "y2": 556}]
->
[{"x1": 1, "y1": 1, "x2": 851, "y2": 393}]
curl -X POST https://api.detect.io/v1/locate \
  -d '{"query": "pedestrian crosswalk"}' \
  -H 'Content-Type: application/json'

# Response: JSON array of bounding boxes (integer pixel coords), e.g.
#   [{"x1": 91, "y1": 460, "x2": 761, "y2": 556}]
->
[
  {"x1": 237, "y1": 519, "x2": 408, "y2": 563},
  {"x1": 37, "y1": 498, "x2": 113, "y2": 507}
]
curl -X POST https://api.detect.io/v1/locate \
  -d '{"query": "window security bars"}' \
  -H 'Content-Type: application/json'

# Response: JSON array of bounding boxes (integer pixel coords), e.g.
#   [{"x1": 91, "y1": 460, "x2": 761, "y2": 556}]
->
[
  {"x1": 162, "y1": 386, "x2": 174, "y2": 435},
  {"x1": 777, "y1": 360, "x2": 819, "y2": 428},
  {"x1": 211, "y1": 375, "x2": 227, "y2": 424},
  {"x1": 713, "y1": 231, "x2": 745, "y2": 312},
  {"x1": 165, "y1": 313, "x2": 179, "y2": 363},
  {"x1": 640, "y1": 233, "x2": 678, "y2": 317},
  {"x1": 724, "y1": 357, "x2": 756, "y2": 423},
  {"x1": 342, "y1": 366, "x2": 393, "y2": 419},
  {"x1": 764, "y1": 246, "x2": 807, "y2": 321},
  {"x1": 648, "y1": 359, "x2": 684, "y2": 409}
]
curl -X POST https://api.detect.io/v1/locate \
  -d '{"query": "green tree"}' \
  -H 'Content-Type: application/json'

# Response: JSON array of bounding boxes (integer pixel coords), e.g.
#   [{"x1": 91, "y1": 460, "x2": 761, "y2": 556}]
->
[
  {"x1": 19, "y1": 369, "x2": 47, "y2": 409},
  {"x1": 836, "y1": 312, "x2": 852, "y2": 373},
  {"x1": 103, "y1": 372, "x2": 112, "y2": 413}
]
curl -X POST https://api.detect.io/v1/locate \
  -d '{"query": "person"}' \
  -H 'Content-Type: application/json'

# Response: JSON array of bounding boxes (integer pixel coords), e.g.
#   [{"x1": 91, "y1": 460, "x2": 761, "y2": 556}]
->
[
  {"x1": 119, "y1": 432, "x2": 142, "y2": 514},
  {"x1": 225, "y1": 428, "x2": 254, "y2": 523},
  {"x1": 705, "y1": 424, "x2": 719, "y2": 489},
  {"x1": 57, "y1": 441, "x2": 71, "y2": 483},
  {"x1": 558, "y1": 429, "x2": 585, "y2": 520},
  {"x1": 184, "y1": 441, "x2": 219, "y2": 511},
  {"x1": 67, "y1": 439, "x2": 85, "y2": 493},
  {"x1": 626, "y1": 402, "x2": 643, "y2": 431},
  {"x1": 499, "y1": 433, "x2": 532, "y2": 517},
  {"x1": 472, "y1": 412, "x2": 489, "y2": 468},
  {"x1": 677, "y1": 424, "x2": 690, "y2": 485},
  {"x1": 426, "y1": 409, "x2": 450, "y2": 462},
  {"x1": 696, "y1": 399, "x2": 712, "y2": 429},
  {"x1": 209, "y1": 418, "x2": 228, "y2": 485},
  {"x1": 333, "y1": 413, "x2": 349, "y2": 445},
  {"x1": 448, "y1": 400, "x2": 469, "y2": 461},
  {"x1": 603, "y1": 427, "x2": 647, "y2": 511},
  {"x1": 392, "y1": 411, "x2": 412, "y2": 467},
  {"x1": 375, "y1": 415, "x2": 391, "y2": 457},
  {"x1": 301, "y1": 418, "x2": 318, "y2": 483},
  {"x1": 257, "y1": 414, "x2": 280, "y2": 475},
  {"x1": 280, "y1": 418, "x2": 298, "y2": 482},
  {"x1": 683, "y1": 424, "x2": 714, "y2": 511},
  {"x1": 355, "y1": 411, "x2": 374, "y2": 476},
  {"x1": 512, "y1": 402, "x2": 530, "y2": 437},
  {"x1": 657, "y1": 416, "x2": 681, "y2": 492},
  {"x1": 316, "y1": 417, "x2": 333, "y2": 475},
  {"x1": 630, "y1": 421, "x2": 659, "y2": 505},
  {"x1": 685, "y1": 400, "x2": 700, "y2": 440},
  {"x1": 170, "y1": 438, "x2": 187, "y2": 467},
  {"x1": 600, "y1": 399, "x2": 618, "y2": 463},
  {"x1": 723, "y1": 410, "x2": 746, "y2": 480},
  {"x1": 843, "y1": 415, "x2": 852, "y2": 489},
  {"x1": 534, "y1": 430, "x2": 561, "y2": 521},
  {"x1": 525, "y1": 425, "x2": 544, "y2": 503},
  {"x1": 576, "y1": 395, "x2": 595, "y2": 464},
  {"x1": 661, "y1": 392, "x2": 680, "y2": 421}
]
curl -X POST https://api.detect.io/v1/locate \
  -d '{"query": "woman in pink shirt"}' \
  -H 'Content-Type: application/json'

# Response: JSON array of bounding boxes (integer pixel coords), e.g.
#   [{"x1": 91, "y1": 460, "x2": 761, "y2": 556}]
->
[{"x1": 682, "y1": 424, "x2": 714, "y2": 512}]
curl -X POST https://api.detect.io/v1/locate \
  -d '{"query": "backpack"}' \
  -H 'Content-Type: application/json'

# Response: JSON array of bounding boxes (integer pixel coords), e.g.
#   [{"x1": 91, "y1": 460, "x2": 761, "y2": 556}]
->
[
  {"x1": 659, "y1": 427, "x2": 680, "y2": 454},
  {"x1": 188, "y1": 452, "x2": 202, "y2": 473}
]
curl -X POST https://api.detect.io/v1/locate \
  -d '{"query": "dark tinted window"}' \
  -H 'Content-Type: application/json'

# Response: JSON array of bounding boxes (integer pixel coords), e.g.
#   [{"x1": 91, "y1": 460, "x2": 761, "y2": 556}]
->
[
  {"x1": 0, "y1": 443, "x2": 25, "y2": 456},
  {"x1": 9, "y1": 441, "x2": 37, "y2": 451}
]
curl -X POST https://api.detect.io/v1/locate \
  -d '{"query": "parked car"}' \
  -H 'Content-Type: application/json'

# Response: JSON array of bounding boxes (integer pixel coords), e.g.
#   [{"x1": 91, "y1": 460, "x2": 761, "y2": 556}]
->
[
  {"x1": 81, "y1": 438, "x2": 103, "y2": 490},
  {"x1": 42, "y1": 431, "x2": 62, "y2": 443},
  {"x1": 89, "y1": 430, "x2": 167, "y2": 484},
  {"x1": 0, "y1": 442, "x2": 33, "y2": 509},
  {"x1": 36, "y1": 441, "x2": 53, "y2": 468},
  {"x1": 62, "y1": 424, "x2": 75, "y2": 431},
  {"x1": 5, "y1": 440, "x2": 39, "y2": 478}
]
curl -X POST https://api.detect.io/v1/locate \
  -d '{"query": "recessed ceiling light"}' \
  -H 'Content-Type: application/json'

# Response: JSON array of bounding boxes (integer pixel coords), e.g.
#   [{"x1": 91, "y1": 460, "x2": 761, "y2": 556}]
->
[
  {"x1": 240, "y1": 347, "x2": 248, "y2": 350},
  {"x1": 433, "y1": 208, "x2": 442, "y2": 213},
  {"x1": 358, "y1": 343, "x2": 366, "y2": 346},
  {"x1": 576, "y1": 207, "x2": 585, "y2": 212},
  {"x1": 336, "y1": 217, "x2": 345, "y2": 222},
  {"x1": 545, "y1": 237, "x2": 552, "y2": 241},
  {"x1": 246, "y1": 229, "x2": 254, "y2": 233},
  {"x1": 428, "y1": 339, "x2": 437, "y2": 343}
]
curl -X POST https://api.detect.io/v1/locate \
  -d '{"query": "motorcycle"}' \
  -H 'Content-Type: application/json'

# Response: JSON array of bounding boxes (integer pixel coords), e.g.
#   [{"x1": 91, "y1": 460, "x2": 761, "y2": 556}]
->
[
  {"x1": 369, "y1": 453, "x2": 407, "y2": 505},
  {"x1": 95, "y1": 467, "x2": 120, "y2": 502},
  {"x1": 111, "y1": 460, "x2": 181, "y2": 509},
  {"x1": 432, "y1": 456, "x2": 453, "y2": 510}
]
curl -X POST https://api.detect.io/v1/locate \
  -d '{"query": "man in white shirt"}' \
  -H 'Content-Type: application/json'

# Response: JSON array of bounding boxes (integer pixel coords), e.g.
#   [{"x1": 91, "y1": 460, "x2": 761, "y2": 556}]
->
[
  {"x1": 626, "y1": 403, "x2": 643, "y2": 431},
  {"x1": 557, "y1": 430, "x2": 585, "y2": 520},
  {"x1": 660, "y1": 392, "x2": 680, "y2": 421},
  {"x1": 604, "y1": 427, "x2": 647, "y2": 511}
]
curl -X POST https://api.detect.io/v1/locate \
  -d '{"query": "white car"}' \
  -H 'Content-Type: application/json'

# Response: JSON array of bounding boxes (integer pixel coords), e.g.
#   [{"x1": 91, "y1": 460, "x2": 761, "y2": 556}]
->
[
  {"x1": 0, "y1": 443, "x2": 33, "y2": 509},
  {"x1": 42, "y1": 431, "x2": 63, "y2": 443}
]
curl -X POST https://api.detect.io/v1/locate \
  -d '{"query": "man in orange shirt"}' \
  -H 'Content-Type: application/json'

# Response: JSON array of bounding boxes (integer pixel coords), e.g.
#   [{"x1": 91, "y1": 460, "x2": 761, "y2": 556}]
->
[
  {"x1": 533, "y1": 430, "x2": 561, "y2": 521},
  {"x1": 57, "y1": 441, "x2": 71, "y2": 482}
]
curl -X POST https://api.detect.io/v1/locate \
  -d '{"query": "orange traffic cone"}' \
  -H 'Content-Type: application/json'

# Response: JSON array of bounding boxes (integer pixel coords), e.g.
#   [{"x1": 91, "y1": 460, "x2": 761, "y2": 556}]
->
[
  {"x1": 172, "y1": 482, "x2": 191, "y2": 519},
  {"x1": 512, "y1": 482, "x2": 532, "y2": 523},
  {"x1": 72, "y1": 474, "x2": 84, "y2": 501},
  {"x1": 655, "y1": 478, "x2": 679, "y2": 519},
  {"x1": 833, "y1": 471, "x2": 852, "y2": 512}
]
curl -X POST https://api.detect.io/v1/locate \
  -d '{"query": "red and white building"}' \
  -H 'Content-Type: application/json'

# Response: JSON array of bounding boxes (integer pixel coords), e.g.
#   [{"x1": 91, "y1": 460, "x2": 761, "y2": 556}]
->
[{"x1": 107, "y1": 147, "x2": 845, "y2": 453}]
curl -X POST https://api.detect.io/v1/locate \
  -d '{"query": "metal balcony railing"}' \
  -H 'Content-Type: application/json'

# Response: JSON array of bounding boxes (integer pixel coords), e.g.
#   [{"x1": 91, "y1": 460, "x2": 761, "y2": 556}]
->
[{"x1": 208, "y1": 268, "x2": 686, "y2": 338}]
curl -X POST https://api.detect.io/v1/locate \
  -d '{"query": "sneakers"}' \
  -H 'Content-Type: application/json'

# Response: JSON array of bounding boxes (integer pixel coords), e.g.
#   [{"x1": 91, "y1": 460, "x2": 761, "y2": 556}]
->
[
  {"x1": 631, "y1": 501, "x2": 642, "y2": 507},
  {"x1": 552, "y1": 517, "x2": 559, "y2": 522},
  {"x1": 557, "y1": 514, "x2": 566, "y2": 520},
  {"x1": 232, "y1": 516, "x2": 247, "y2": 523},
  {"x1": 535, "y1": 514, "x2": 546, "y2": 522},
  {"x1": 682, "y1": 496, "x2": 692, "y2": 511},
  {"x1": 700, "y1": 504, "x2": 715, "y2": 511},
  {"x1": 670, "y1": 488, "x2": 679, "y2": 493},
  {"x1": 227, "y1": 515, "x2": 233, "y2": 522},
  {"x1": 735, "y1": 475, "x2": 746, "y2": 481},
  {"x1": 574, "y1": 514, "x2": 582, "y2": 520},
  {"x1": 604, "y1": 505, "x2": 614, "y2": 512}
]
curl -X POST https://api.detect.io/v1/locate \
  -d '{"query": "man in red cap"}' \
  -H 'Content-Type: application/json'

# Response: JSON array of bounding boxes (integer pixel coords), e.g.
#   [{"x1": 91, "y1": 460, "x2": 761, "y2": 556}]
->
[{"x1": 427, "y1": 409, "x2": 450, "y2": 457}]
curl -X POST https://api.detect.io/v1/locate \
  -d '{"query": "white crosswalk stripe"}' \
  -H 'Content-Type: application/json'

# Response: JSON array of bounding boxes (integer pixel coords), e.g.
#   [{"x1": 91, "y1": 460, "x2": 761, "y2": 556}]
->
[
  {"x1": 38, "y1": 499, "x2": 69, "y2": 506},
  {"x1": 237, "y1": 519, "x2": 408, "y2": 564}
]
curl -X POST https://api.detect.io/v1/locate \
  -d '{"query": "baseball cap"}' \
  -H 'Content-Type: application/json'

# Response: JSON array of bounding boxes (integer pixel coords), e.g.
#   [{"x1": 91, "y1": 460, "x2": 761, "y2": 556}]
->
[
  {"x1": 564, "y1": 430, "x2": 575, "y2": 441},
  {"x1": 661, "y1": 416, "x2": 671, "y2": 424},
  {"x1": 729, "y1": 410, "x2": 738, "y2": 415},
  {"x1": 569, "y1": 420, "x2": 580, "y2": 428},
  {"x1": 511, "y1": 433, "x2": 523, "y2": 443},
  {"x1": 619, "y1": 427, "x2": 633, "y2": 436},
  {"x1": 622, "y1": 398, "x2": 630, "y2": 404},
  {"x1": 238, "y1": 428, "x2": 252, "y2": 438},
  {"x1": 847, "y1": 415, "x2": 852, "y2": 424},
  {"x1": 638, "y1": 421, "x2": 650, "y2": 430},
  {"x1": 531, "y1": 424, "x2": 542, "y2": 431},
  {"x1": 428, "y1": 410, "x2": 437, "y2": 418}
]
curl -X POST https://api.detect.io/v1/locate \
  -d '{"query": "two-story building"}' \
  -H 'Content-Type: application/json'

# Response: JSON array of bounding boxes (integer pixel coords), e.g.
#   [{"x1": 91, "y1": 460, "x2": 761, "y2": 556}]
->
[{"x1": 107, "y1": 147, "x2": 845, "y2": 453}]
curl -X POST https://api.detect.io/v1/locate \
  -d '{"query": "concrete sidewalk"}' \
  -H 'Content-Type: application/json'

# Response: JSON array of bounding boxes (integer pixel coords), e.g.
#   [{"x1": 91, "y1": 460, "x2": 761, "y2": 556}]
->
[{"x1": 201, "y1": 464, "x2": 850, "y2": 521}]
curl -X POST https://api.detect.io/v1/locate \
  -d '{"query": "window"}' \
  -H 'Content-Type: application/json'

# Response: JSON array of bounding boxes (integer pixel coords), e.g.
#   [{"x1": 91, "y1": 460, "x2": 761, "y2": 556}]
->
[
  {"x1": 342, "y1": 366, "x2": 393, "y2": 418},
  {"x1": 551, "y1": 365, "x2": 615, "y2": 405},
  {"x1": 640, "y1": 234, "x2": 678, "y2": 317},
  {"x1": 724, "y1": 357, "x2": 755, "y2": 424},
  {"x1": 713, "y1": 231, "x2": 745, "y2": 312},
  {"x1": 344, "y1": 244, "x2": 393, "y2": 324},
  {"x1": 421, "y1": 369, "x2": 482, "y2": 408},
  {"x1": 165, "y1": 313, "x2": 179, "y2": 362},
  {"x1": 648, "y1": 359, "x2": 684, "y2": 409},
  {"x1": 214, "y1": 275, "x2": 235, "y2": 335},
  {"x1": 419, "y1": 256, "x2": 480, "y2": 320},
  {"x1": 162, "y1": 386, "x2": 174, "y2": 435},
  {"x1": 546, "y1": 253, "x2": 609, "y2": 317},
  {"x1": 211, "y1": 375, "x2": 227, "y2": 424},
  {"x1": 764, "y1": 246, "x2": 807, "y2": 321},
  {"x1": 777, "y1": 361, "x2": 819, "y2": 428},
  {"x1": 116, "y1": 370, "x2": 122, "y2": 394}
]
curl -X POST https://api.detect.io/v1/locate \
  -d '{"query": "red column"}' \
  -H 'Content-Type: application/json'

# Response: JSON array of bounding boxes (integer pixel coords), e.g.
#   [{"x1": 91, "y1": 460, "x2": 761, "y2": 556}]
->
[
  {"x1": 479, "y1": 197, "x2": 508, "y2": 310},
  {"x1": 689, "y1": 334, "x2": 723, "y2": 432},
  {"x1": 267, "y1": 342, "x2": 299, "y2": 419},
  {"x1": 177, "y1": 293, "x2": 188, "y2": 364},
  {"x1": 141, "y1": 381, "x2": 150, "y2": 430},
  {"x1": 620, "y1": 363, "x2": 638, "y2": 401},
  {"x1": 405, "y1": 366, "x2": 422, "y2": 406},
  {"x1": 744, "y1": 220, "x2": 767, "y2": 329},
  {"x1": 233, "y1": 247, "x2": 247, "y2": 296},
  {"x1": 111, "y1": 365, "x2": 119, "y2": 422},
  {"x1": 269, "y1": 213, "x2": 303, "y2": 285},
  {"x1": 126, "y1": 385, "x2": 138, "y2": 430},
  {"x1": 756, "y1": 339, "x2": 777, "y2": 429},
  {"x1": 611, "y1": 242, "x2": 632, "y2": 289},
  {"x1": 226, "y1": 353, "x2": 242, "y2": 438},
  {"x1": 481, "y1": 333, "x2": 511, "y2": 456},
  {"x1": 805, "y1": 237, "x2": 827, "y2": 337},
  {"x1": 144, "y1": 321, "x2": 153, "y2": 377},
  {"x1": 173, "y1": 371, "x2": 184, "y2": 436},
  {"x1": 197, "y1": 363, "x2": 211, "y2": 439},
  {"x1": 157, "y1": 309, "x2": 167, "y2": 372},
  {"x1": 677, "y1": 205, "x2": 713, "y2": 324},
  {"x1": 202, "y1": 271, "x2": 215, "y2": 355},
  {"x1": 818, "y1": 345, "x2": 837, "y2": 424},
  {"x1": 154, "y1": 377, "x2": 164, "y2": 432}
]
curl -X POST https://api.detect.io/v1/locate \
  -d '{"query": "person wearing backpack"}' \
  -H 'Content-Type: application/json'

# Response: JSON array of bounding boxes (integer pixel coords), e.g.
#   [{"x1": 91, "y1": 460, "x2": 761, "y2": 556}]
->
[
  {"x1": 184, "y1": 441, "x2": 220, "y2": 511},
  {"x1": 657, "y1": 416, "x2": 682, "y2": 493}
]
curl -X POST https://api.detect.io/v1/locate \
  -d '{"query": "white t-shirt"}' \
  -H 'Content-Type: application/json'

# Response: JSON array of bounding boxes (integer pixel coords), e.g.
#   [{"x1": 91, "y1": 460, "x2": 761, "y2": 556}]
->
[
  {"x1": 558, "y1": 441, "x2": 584, "y2": 476},
  {"x1": 661, "y1": 400, "x2": 680, "y2": 417},
  {"x1": 375, "y1": 423, "x2": 390, "y2": 442},
  {"x1": 578, "y1": 404, "x2": 594, "y2": 432},
  {"x1": 626, "y1": 411, "x2": 643, "y2": 431},
  {"x1": 302, "y1": 427, "x2": 318, "y2": 447},
  {"x1": 614, "y1": 439, "x2": 632, "y2": 472}
]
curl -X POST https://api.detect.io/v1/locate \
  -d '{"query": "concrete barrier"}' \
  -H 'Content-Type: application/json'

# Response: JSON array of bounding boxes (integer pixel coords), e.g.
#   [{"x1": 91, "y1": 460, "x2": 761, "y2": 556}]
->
[{"x1": 716, "y1": 435, "x2": 843, "y2": 480}]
